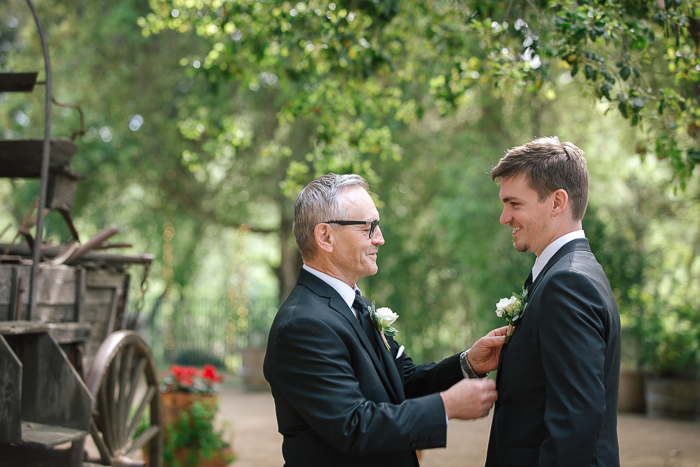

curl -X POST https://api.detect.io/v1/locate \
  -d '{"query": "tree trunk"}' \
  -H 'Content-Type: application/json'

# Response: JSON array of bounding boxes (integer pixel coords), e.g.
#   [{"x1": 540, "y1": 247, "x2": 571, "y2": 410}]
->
[{"x1": 276, "y1": 199, "x2": 302, "y2": 302}]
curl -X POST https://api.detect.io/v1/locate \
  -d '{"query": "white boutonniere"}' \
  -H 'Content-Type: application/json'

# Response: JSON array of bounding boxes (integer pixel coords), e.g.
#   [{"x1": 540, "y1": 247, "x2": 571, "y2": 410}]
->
[
  {"x1": 495, "y1": 287, "x2": 528, "y2": 343},
  {"x1": 369, "y1": 301, "x2": 399, "y2": 351}
]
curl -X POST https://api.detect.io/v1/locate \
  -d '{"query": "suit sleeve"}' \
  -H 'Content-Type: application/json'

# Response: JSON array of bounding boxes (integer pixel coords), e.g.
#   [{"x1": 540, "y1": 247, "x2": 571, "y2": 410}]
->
[
  {"x1": 266, "y1": 313, "x2": 449, "y2": 456},
  {"x1": 393, "y1": 338, "x2": 464, "y2": 399},
  {"x1": 538, "y1": 269, "x2": 608, "y2": 465}
]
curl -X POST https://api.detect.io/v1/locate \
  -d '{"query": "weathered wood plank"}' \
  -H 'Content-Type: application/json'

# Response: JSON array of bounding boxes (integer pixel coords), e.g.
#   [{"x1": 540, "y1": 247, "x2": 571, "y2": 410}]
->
[
  {"x1": 0, "y1": 266, "x2": 30, "y2": 321},
  {"x1": 35, "y1": 265, "x2": 77, "y2": 306},
  {"x1": 20, "y1": 421, "x2": 87, "y2": 449},
  {"x1": 34, "y1": 304, "x2": 76, "y2": 323},
  {"x1": 46, "y1": 172, "x2": 79, "y2": 213},
  {"x1": 16, "y1": 333, "x2": 92, "y2": 432},
  {"x1": 0, "y1": 138, "x2": 77, "y2": 178},
  {"x1": 46, "y1": 322, "x2": 91, "y2": 344},
  {"x1": 0, "y1": 321, "x2": 48, "y2": 335},
  {"x1": 75, "y1": 267, "x2": 85, "y2": 322},
  {"x1": 0, "y1": 336, "x2": 22, "y2": 444},
  {"x1": 85, "y1": 268, "x2": 128, "y2": 289},
  {"x1": 0, "y1": 72, "x2": 38, "y2": 92},
  {"x1": 0, "y1": 243, "x2": 154, "y2": 266}
]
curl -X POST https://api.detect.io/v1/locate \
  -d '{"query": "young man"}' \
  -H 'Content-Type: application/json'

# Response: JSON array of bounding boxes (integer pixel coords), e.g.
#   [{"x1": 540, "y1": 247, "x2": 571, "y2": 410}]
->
[{"x1": 487, "y1": 137, "x2": 621, "y2": 466}]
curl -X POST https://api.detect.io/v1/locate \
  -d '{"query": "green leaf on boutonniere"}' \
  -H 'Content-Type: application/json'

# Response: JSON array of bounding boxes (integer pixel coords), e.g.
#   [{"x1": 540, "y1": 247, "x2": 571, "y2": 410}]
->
[{"x1": 495, "y1": 286, "x2": 529, "y2": 343}]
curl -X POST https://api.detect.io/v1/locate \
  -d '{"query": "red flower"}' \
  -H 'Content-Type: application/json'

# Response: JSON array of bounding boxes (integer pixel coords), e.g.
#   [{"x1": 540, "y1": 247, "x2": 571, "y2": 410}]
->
[
  {"x1": 202, "y1": 364, "x2": 223, "y2": 383},
  {"x1": 161, "y1": 364, "x2": 224, "y2": 395}
]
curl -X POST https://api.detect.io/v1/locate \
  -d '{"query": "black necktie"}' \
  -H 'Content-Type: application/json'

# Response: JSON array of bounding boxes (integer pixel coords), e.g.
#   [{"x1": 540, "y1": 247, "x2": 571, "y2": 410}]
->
[
  {"x1": 524, "y1": 272, "x2": 533, "y2": 291},
  {"x1": 353, "y1": 291, "x2": 379, "y2": 354}
]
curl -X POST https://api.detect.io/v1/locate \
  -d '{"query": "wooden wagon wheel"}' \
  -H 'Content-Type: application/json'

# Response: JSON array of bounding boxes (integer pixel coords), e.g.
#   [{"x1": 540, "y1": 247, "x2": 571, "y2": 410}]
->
[{"x1": 86, "y1": 330, "x2": 163, "y2": 466}]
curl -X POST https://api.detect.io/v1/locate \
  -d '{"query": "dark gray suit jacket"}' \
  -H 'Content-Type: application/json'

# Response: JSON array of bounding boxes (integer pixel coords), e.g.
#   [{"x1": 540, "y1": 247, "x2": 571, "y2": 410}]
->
[
  {"x1": 263, "y1": 268, "x2": 463, "y2": 467},
  {"x1": 486, "y1": 239, "x2": 621, "y2": 466}
]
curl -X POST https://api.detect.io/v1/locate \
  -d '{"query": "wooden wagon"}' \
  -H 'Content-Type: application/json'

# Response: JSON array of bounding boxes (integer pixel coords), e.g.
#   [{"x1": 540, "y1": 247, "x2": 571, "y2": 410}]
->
[
  {"x1": 0, "y1": 244, "x2": 163, "y2": 467},
  {"x1": 0, "y1": 2, "x2": 163, "y2": 465}
]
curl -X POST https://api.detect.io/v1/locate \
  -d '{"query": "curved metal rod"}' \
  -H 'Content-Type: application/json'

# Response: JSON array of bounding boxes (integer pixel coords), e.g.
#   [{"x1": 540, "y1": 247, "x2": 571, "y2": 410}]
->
[
  {"x1": 25, "y1": 0, "x2": 52, "y2": 321},
  {"x1": 52, "y1": 96, "x2": 86, "y2": 140}
]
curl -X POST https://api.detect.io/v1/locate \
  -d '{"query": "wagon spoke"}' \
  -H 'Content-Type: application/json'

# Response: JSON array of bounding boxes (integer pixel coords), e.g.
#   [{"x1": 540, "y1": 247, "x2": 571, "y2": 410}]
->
[
  {"x1": 127, "y1": 425, "x2": 161, "y2": 456},
  {"x1": 125, "y1": 357, "x2": 149, "y2": 439},
  {"x1": 90, "y1": 418, "x2": 113, "y2": 465},
  {"x1": 126, "y1": 384, "x2": 158, "y2": 450},
  {"x1": 105, "y1": 353, "x2": 119, "y2": 448},
  {"x1": 126, "y1": 355, "x2": 147, "y2": 417},
  {"x1": 116, "y1": 344, "x2": 135, "y2": 447},
  {"x1": 88, "y1": 331, "x2": 163, "y2": 466},
  {"x1": 97, "y1": 377, "x2": 116, "y2": 454}
]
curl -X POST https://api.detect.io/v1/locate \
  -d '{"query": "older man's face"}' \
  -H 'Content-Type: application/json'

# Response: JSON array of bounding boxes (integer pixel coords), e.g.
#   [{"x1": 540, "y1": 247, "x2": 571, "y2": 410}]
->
[{"x1": 330, "y1": 186, "x2": 385, "y2": 286}]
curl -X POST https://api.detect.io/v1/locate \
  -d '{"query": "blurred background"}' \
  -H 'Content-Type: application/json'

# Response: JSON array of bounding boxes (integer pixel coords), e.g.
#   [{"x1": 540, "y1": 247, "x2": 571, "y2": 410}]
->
[{"x1": 1, "y1": 0, "x2": 698, "y2": 407}]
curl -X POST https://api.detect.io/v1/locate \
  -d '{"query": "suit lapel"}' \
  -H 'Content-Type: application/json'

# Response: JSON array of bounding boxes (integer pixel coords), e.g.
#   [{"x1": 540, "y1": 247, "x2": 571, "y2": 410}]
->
[
  {"x1": 354, "y1": 294, "x2": 404, "y2": 403},
  {"x1": 298, "y1": 270, "x2": 402, "y2": 403},
  {"x1": 496, "y1": 239, "x2": 591, "y2": 378},
  {"x1": 382, "y1": 343, "x2": 406, "y2": 401}
]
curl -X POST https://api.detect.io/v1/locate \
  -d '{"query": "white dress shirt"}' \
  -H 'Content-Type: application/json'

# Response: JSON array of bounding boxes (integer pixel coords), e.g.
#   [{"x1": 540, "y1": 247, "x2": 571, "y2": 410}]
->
[
  {"x1": 302, "y1": 264, "x2": 360, "y2": 317},
  {"x1": 531, "y1": 230, "x2": 585, "y2": 281}
]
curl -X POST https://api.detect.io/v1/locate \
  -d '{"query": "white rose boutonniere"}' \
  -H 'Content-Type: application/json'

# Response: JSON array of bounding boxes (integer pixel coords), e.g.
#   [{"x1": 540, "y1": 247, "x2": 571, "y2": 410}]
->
[
  {"x1": 495, "y1": 287, "x2": 528, "y2": 343},
  {"x1": 369, "y1": 301, "x2": 399, "y2": 351}
]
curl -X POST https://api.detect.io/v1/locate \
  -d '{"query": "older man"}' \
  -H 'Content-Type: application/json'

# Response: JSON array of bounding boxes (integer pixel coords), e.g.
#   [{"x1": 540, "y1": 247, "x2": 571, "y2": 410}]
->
[{"x1": 264, "y1": 173, "x2": 506, "y2": 467}]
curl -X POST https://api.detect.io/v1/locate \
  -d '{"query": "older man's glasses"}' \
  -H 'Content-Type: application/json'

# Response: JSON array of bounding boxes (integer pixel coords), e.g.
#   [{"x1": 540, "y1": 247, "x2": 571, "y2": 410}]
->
[{"x1": 325, "y1": 219, "x2": 379, "y2": 238}]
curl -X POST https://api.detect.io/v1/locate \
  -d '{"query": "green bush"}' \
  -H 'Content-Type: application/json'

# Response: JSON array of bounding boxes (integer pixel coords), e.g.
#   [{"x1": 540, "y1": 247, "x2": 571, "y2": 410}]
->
[{"x1": 164, "y1": 400, "x2": 234, "y2": 467}]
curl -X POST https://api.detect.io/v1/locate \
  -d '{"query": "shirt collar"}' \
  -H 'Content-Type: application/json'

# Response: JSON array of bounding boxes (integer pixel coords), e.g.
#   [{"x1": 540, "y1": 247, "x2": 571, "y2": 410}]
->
[
  {"x1": 532, "y1": 230, "x2": 585, "y2": 281},
  {"x1": 303, "y1": 264, "x2": 358, "y2": 314}
]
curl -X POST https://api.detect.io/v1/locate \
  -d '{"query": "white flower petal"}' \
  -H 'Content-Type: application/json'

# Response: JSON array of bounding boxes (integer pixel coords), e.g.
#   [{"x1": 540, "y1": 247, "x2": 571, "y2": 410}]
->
[{"x1": 375, "y1": 307, "x2": 398, "y2": 327}]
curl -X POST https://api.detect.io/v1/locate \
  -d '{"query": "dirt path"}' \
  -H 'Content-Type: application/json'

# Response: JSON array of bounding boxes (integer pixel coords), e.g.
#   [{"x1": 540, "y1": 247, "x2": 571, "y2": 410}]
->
[{"x1": 218, "y1": 386, "x2": 700, "y2": 467}]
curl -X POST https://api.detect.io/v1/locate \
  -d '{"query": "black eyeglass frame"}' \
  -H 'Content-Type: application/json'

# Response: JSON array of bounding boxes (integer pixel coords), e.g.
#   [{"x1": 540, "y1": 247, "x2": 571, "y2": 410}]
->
[{"x1": 325, "y1": 219, "x2": 379, "y2": 238}]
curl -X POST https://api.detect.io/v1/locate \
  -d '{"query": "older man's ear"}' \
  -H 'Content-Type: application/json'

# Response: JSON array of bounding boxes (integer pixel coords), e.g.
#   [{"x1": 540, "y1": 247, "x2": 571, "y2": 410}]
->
[{"x1": 314, "y1": 223, "x2": 335, "y2": 254}]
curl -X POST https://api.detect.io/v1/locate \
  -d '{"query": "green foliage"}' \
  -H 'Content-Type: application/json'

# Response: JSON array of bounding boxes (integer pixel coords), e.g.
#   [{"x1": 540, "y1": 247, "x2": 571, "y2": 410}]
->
[
  {"x1": 440, "y1": 0, "x2": 700, "y2": 184},
  {"x1": 641, "y1": 301, "x2": 700, "y2": 377},
  {"x1": 136, "y1": 400, "x2": 234, "y2": 467},
  {"x1": 359, "y1": 91, "x2": 533, "y2": 360},
  {"x1": 3, "y1": 0, "x2": 700, "y2": 367},
  {"x1": 164, "y1": 401, "x2": 233, "y2": 467},
  {"x1": 139, "y1": 0, "x2": 435, "y2": 196},
  {"x1": 174, "y1": 350, "x2": 227, "y2": 368},
  {"x1": 586, "y1": 155, "x2": 700, "y2": 376}
]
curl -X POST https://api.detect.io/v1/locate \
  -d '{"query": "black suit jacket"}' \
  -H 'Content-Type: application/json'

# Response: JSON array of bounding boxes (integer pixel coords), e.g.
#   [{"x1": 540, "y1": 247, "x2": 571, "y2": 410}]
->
[
  {"x1": 263, "y1": 268, "x2": 464, "y2": 467},
  {"x1": 486, "y1": 239, "x2": 621, "y2": 467}
]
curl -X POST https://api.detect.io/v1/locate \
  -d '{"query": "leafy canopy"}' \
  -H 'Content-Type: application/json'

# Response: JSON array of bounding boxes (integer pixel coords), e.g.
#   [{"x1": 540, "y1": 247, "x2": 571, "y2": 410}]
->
[{"x1": 141, "y1": 0, "x2": 700, "y2": 190}]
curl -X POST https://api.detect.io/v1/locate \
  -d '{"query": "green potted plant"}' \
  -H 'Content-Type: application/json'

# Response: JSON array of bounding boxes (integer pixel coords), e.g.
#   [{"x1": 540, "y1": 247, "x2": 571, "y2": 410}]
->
[
  {"x1": 141, "y1": 364, "x2": 235, "y2": 466},
  {"x1": 160, "y1": 364, "x2": 223, "y2": 425},
  {"x1": 640, "y1": 301, "x2": 700, "y2": 420},
  {"x1": 163, "y1": 400, "x2": 235, "y2": 467}
]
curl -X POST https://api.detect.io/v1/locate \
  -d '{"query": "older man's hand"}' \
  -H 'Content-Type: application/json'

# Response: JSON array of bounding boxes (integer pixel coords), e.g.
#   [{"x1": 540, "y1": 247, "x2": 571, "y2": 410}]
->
[
  {"x1": 468, "y1": 326, "x2": 508, "y2": 375},
  {"x1": 440, "y1": 378, "x2": 498, "y2": 420}
]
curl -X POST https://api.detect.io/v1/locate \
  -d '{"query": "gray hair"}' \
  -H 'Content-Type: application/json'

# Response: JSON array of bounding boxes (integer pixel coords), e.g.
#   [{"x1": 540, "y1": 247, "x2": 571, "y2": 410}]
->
[{"x1": 293, "y1": 173, "x2": 370, "y2": 259}]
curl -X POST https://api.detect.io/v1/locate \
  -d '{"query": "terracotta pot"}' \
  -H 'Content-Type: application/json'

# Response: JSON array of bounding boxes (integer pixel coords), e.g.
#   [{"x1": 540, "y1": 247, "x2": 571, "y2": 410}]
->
[
  {"x1": 161, "y1": 391, "x2": 218, "y2": 426},
  {"x1": 644, "y1": 375, "x2": 700, "y2": 421},
  {"x1": 143, "y1": 446, "x2": 234, "y2": 467},
  {"x1": 618, "y1": 369, "x2": 646, "y2": 413},
  {"x1": 171, "y1": 446, "x2": 235, "y2": 467}
]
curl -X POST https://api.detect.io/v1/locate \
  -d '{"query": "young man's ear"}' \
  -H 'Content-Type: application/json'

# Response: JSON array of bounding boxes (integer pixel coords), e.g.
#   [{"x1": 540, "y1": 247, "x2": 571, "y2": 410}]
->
[{"x1": 551, "y1": 189, "x2": 569, "y2": 217}]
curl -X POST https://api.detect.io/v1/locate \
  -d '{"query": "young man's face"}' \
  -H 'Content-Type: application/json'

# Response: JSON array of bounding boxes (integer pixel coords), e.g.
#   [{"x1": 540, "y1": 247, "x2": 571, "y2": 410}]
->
[{"x1": 498, "y1": 174, "x2": 557, "y2": 257}]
